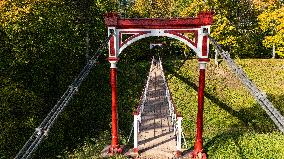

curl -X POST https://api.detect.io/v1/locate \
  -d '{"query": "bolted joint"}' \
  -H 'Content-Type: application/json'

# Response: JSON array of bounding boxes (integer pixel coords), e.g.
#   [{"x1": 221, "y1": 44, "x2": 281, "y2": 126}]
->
[
  {"x1": 73, "y1": 86, "x2": 79, "y2": 92},
  {"x1": 35, "y1": 128, "x2": 42, "y2": 136},
  {"x1": 203, "y1": 28, "x2": 209, "y2": 34},
  {"x1": 109, "y1": 29, "x2": 115, "y2": 34},
  {"x1": 43, "y1": 129, "x2": 49, "y2": 137},
  {"x1": 88, "y1": 59, "x2": 97, "y2": 65},
  {"x1": 35, "y1": 128, "x2": 49, "y2": 137},
  {"x1": 68, "y1": 85, "x2": 78, "y2": 92},
  {"x1": 201, "y1": 26, "x2": 210, "y2": 36}
]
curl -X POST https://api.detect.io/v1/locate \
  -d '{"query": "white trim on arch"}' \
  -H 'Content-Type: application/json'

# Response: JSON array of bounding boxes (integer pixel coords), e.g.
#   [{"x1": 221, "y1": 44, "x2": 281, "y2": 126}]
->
[{"x1": 118, "y1": 32, "x2": 201, "y2": 57}]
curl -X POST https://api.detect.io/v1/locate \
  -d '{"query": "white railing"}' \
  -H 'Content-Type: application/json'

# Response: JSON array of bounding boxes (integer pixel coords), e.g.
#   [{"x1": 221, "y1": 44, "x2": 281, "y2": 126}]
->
[
  {"x1": 133, "y1": 57, "x2": 186, "y2": 154},
  {"x1": 133, "y1": 57, "x2": 155, "y2": 153},
  {"x1": 158, "y1": 57, "x2": 184, "y2": 154}
]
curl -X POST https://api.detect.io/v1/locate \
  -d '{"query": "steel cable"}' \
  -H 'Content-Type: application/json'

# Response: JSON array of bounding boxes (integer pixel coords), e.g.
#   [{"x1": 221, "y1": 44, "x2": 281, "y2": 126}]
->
[
  {"x1": 21, "y1": 133, "x2": 45, "y2": 159},
  {"x1": 208, "y1": 35, "x2": 284, "y2": 133},
  {"x1": 15, "y1": 33, "x2": 113, "y2": 159},
  {"x1": 22, "y1": 87, "x2": 77, "y2": 158}
]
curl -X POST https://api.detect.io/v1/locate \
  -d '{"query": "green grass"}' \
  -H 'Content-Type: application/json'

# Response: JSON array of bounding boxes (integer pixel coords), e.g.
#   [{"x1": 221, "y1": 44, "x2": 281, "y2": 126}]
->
[
  {"x1": 164, "y1": 59, "x2": 284, "y2": 158},
  {"x1": 63, "y1": 59, "x2": 284, "y2": 158}
]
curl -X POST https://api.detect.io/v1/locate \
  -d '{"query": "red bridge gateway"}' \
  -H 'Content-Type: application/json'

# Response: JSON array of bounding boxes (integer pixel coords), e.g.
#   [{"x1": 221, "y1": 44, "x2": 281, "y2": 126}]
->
[{"x1": 104, "y1": 11, "x2": 213, "y2": 158}]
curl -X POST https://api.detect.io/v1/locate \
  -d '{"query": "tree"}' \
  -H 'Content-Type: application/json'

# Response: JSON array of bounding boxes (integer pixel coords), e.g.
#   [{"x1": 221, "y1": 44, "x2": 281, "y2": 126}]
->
[
  {"x1": 258, "y1": 4, "x2": 284, "y2": 58},
  {"x1": 0, "y1": 0, "x2": 116, "y2": 157},
  {"x1": 176, "y1": 0, "x2": 265, "y2": 57},
  {"x1": 130, "y1": 0, "x2": 175, "y2": 18}
]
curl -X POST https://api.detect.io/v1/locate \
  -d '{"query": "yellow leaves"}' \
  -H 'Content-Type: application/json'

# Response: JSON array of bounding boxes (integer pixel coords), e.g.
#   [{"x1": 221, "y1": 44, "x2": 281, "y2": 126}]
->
[
  {"x1": 252, "y1": 0, "x2": 280, "y2": 10},
  {"x1": 11, "y1": 5, "x2": 32, "y2": 15},
  {"x1": 25, "y1": 0, "x2": 48, "y2": 3},
  {"x1": 0, "y1": 1, "x2": 8, "y2": 9},
  {"x1": 132, "y1": 0, "x2": 150, "y2": 16},
  {"x1": 179, "y1": 0, "x2": 206, "y2": 17},
  {"x1": 258, "y1": 6, "x2": 284, "y2": 56},
  {"x1": 131, "y1": 0, "x2": 175, "y2": 18},
  {"x1": 257, "y1": 2, "x2": 283, "y2": 31},
  {"x1": 0, "y1": 0, "x2": 60, "y2": 31},
  {"x1": 276, "y1": 47, "x2": 284, "y2": 56},
  {"x1": 212, "y1": 15, "x2": 234, "y2": 35},
  {"x1": 150, "y1": 0, "x2": 174, "y2": 18},
  {"x1": 0, "y1": 1, "x2": 33, "y2": 29}
]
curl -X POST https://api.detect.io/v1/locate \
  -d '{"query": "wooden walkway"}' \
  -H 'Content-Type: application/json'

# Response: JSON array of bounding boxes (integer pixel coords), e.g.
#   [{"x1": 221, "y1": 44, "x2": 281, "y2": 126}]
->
[{"x1": 138, "y1": 63, "x2": 176, "y2": 159}]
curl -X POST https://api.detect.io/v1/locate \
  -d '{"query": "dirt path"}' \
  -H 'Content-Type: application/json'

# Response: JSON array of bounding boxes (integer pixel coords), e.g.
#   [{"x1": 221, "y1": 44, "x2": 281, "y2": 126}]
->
[{"x1": 138, "y1": 63, "x2": 176, "y2": 159}]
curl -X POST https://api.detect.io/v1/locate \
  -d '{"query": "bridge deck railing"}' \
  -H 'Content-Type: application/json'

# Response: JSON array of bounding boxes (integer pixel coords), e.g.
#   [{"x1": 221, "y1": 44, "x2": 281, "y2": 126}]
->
[
  {"x1": 133, "y1": 57, "x2": 155, "y2": 153},
  {"x1": 158, "y1": 57, "x2": 183, "y2": 153}
]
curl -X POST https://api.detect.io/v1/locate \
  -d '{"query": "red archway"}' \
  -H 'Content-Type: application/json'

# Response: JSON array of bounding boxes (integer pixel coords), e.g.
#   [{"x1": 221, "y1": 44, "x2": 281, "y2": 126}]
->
[{"x1": 104, "y1": 11, "x2": 213, "y2": 158}]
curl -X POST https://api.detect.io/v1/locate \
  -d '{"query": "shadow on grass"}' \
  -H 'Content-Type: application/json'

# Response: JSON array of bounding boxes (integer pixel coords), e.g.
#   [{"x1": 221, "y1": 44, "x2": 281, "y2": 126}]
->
[
  {"x1": 164, "y1": 66, "x2": 277, "y2": 133},
  {"x1": 268, "y1": 93, "x2": 284, "y2": 115},
  {"x1": 164, "y1": 62, "x2": 283, "y2": 158},
  {"x1": 203, "y1": 129, "x2": 246, "y2": 159},
  {"x1": 182, "y1": 129, "x2": 246, "y2": 158}
]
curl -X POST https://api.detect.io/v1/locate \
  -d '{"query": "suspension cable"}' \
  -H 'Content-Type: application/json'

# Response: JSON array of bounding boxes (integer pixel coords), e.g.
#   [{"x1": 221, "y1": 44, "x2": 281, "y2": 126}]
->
[
  {"x1": 208, "y1": 35, "x2": 284, "y2": 133},
  {"x1": 15, "y1": 33, "x2": 113, "y2": 159}
]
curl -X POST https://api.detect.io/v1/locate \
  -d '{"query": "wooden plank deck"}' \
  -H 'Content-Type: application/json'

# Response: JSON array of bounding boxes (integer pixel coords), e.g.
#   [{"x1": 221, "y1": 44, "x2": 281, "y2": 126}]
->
[{"x1": 138, "y1": 63, "x2": 176, "y2": 159}]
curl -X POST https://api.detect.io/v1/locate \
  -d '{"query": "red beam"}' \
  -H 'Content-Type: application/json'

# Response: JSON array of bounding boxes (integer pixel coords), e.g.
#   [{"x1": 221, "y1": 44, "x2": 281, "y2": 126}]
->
[{"x1": 104, "y1": 12, "x2": 214, "y2": 29}]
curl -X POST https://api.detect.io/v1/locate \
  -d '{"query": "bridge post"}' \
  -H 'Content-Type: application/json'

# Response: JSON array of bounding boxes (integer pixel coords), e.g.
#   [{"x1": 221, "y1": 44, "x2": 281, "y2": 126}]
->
[
  {"x1": 176, "y1": 115, "x2": 183, "y2": 157},
  {"x1": 189, "y1": 61, "x2": 207, "y2": 159},
  {"x1": 109, "y1": 61, "x2": 122, "y2": 154},
  {"x1": 133, "y1": 112, "x2": 139, "y2": 155}
]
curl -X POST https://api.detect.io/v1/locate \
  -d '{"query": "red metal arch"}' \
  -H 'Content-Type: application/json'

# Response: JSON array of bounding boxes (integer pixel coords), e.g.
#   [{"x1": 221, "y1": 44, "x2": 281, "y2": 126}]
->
[
  {"x1": 103, "y1": 12, "x2": 214, "y2": 158},
  {"x1": 104, "y1": 12, "x2": 213, "y2": 61}
]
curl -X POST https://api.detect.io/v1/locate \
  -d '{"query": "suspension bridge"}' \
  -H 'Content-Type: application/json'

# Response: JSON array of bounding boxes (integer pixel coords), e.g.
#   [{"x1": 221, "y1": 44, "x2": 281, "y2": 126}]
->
[{"x1": 15, "y1": 12, "x2": 284, "y2": 159}]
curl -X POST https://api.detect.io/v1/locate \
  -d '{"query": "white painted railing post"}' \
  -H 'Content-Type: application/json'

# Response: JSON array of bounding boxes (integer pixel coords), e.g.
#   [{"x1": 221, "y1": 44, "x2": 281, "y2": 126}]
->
[
  {"x1": 133, "y1": 113, "x2": 139, "y2": 154},
  {"x1": 131, "y1": 57, "x2": 159, "y2": 156},
  {"x1": 173, "y1": 113, "x2": 177, "y2": 134},
  {"x1": 156, "y1": 57, "x2": 185, "y2": 157},
  {"x1": 176, "y1": 116, "x2": 183, "y2": 157}
]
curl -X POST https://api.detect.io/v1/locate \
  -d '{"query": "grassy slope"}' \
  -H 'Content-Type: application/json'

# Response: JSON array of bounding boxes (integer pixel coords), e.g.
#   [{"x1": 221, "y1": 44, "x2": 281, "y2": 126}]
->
[
  {"x1": 164, "y1": 59, "x2": 284, "y2": 159},
  {"x1": 64, "y1": 59, "x2": 283, "y2": 159}
]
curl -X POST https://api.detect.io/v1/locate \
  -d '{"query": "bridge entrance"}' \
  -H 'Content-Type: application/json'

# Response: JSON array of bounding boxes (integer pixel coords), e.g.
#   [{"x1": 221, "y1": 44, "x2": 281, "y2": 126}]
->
[
  {"x1": 104, "y1": 12, "x2": 213, "y2": 158},
  {"x1": 14, "y1": 7, "x2": 284, "y2": 159},
  {"x1": 15, "y1": 9, "x2": 284, "y2": 159}
]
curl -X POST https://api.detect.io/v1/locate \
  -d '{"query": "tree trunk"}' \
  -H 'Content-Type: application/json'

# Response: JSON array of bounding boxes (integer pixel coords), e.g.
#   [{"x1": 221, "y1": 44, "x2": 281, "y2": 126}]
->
[
  {"x1": 215, "y1": 49, "x2": 218, "y2": 66},
  {"x1": 272, "y1": 44, "x2": 275, "y2": 59}
]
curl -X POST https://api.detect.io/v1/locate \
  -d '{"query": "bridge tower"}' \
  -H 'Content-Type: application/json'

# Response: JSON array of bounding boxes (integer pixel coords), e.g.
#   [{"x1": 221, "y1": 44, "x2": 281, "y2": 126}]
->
[{"x1": 104, "y1": 12, "x2": 213, "y2": 158}]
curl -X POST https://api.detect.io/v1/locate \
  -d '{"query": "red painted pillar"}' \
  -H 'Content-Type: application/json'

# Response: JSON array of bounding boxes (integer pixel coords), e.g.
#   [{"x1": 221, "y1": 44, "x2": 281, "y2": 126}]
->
[
  {"x1": 195, "y1": 68, "x2": 205, "y2": 151},
  {"x1": 190, "y1": 62, "x2": 207, "y2": 158},
  {"x1": 110, "y1": 62, "x2": 120, "y2": 152}
]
